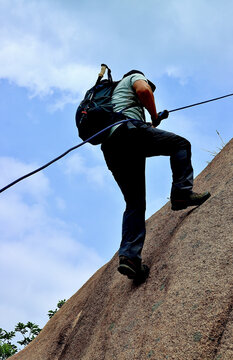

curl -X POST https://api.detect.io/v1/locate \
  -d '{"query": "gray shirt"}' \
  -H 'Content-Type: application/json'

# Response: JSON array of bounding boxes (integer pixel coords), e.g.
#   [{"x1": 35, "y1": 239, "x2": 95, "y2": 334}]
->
[{"x1": 109, "y1": 74, "x2": 148, "y2": 136}]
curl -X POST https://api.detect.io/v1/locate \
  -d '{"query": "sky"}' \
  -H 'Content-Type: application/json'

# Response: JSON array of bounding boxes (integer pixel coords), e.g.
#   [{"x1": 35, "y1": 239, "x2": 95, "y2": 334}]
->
[{"x1": 0, "y1": 0, "x2": 233, "y2": 334}]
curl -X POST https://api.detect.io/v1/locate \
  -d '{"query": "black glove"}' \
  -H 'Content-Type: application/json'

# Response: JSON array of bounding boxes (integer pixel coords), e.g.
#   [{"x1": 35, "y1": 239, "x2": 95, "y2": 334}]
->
[
  {"x1": 157, "y1": 110, "x2": 169, "y2": 121},
  {"x1": 152, "y1": 110, "x2": 169, "y2": 127}
]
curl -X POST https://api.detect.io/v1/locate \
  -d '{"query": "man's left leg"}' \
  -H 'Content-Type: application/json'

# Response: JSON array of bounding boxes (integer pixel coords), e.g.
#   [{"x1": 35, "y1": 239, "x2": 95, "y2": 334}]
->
[{"x1": 136, "y1": 123, "x2": 210, "y2": 210}]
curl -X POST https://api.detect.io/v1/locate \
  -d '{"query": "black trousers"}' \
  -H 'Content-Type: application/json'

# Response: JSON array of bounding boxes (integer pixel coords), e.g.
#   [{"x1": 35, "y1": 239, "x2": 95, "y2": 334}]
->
[{"x1": 101, "y1": 121, "x2": 193, "y2": 261}]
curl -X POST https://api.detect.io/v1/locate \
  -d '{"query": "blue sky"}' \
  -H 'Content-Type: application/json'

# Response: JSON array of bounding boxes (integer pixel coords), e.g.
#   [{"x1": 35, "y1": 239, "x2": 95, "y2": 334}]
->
[{"x1": 0, "y1": 0, "x2": 233, "y2": 332}]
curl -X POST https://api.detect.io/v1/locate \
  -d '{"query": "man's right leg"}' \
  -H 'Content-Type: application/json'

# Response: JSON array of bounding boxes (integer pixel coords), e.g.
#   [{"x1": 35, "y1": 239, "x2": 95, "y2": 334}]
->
[
  {"x1": 111, "y1": 158, "x2": 146, "y2": 262},
  {"x1": 110, "y1": 158, "x2": 150, "y2": 280},
  {"x1": 101, "y1": 126, "x2": 149, "y2": 280}
]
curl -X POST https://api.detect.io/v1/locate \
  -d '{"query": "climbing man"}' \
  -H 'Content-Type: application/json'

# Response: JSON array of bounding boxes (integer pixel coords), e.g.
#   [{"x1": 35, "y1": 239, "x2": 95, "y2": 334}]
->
[{"x1": 101, "y1": 70, "x2": 211, "y2": 281}]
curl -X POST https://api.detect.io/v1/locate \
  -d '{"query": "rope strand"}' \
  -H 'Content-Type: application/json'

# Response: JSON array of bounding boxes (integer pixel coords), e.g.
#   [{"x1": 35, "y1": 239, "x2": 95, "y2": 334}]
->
[
  {"x1": 0, "y1": 119, "x2": 131, "y2": 194},
  {"x1": 169, "y1": 93, "x2": 233, "y2": 113},
  {"x1": 1, "y1": 92, "x2": 233, "y2": 194}
]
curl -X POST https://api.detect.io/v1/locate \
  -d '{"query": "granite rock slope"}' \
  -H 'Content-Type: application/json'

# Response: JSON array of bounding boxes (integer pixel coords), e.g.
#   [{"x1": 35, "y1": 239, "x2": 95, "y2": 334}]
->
[{"x1": 12, "y1": 139, "x2": 233, "y2": 360}]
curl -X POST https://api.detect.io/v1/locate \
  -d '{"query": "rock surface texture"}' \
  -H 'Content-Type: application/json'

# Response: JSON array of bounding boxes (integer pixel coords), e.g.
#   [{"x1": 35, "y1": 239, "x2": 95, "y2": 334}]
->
[{"x1": 12, "y1": 139, "x2": 233, "y2": 360}]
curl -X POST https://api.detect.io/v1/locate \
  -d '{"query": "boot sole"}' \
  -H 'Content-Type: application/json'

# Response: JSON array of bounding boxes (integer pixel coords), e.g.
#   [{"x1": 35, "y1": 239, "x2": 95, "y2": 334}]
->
[
  {"x1": 118, "y1": 264, "x2": 136, "y2": 279},
  {"x1": 171, "y1": 192, "x2": 211, "y2": 211},
  {"x1": 118, "y1": 264, "x2": 150, "y2": 282}
]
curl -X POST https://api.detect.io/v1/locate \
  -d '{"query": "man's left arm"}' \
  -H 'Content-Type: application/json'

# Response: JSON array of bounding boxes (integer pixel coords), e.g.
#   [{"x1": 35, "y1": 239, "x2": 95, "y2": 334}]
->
[{"x1": 133, "y1": 80, "x2": 159, "y2": 126}]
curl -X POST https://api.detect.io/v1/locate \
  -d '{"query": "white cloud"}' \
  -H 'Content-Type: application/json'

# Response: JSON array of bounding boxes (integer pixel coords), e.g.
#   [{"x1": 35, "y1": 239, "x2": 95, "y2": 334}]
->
[
  {"x1": 1, "y1": 0, "x2": 233, "y2": 106},
  {"x1": 64, "y1": 152, "x2": 109, "y2": 187},
  {"x1": 165, "y1": 66, "x2": 189, "y2": 86},
  {"x1": 0, "y1": 157, "x2": 50, "y2": 199},
  {"x1": 0, "y1": 0, "x2": 98, "y2": 103},
  {"x1": 0, "y1": 156, "x2": 103, "y2": 330},
  {"x1": 0, "y1": 33, "x2": 98, "y2": 96},
  {"x1": 1, "y1": 0, "x2": 232, "y2": 337}
]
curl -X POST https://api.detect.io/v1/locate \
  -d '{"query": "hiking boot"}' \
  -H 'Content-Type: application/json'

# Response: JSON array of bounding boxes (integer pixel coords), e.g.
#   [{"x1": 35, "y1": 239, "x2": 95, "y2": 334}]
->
[
  {"x1": 118, "y1": 256, "x2": 150, "y2": 282},
  {"x1": 171, "y1": 191, "x2": 211, "y2": 211}
]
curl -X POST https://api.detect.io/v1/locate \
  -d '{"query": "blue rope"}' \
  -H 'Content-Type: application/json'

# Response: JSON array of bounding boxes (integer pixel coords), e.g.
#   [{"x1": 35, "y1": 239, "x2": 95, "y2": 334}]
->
[
  {"x1": 1, "y1": 91, "x2": 233, "y2": 194},
  {"x1": 0, "y1": 119, "x2": 135, "y2": 194}
]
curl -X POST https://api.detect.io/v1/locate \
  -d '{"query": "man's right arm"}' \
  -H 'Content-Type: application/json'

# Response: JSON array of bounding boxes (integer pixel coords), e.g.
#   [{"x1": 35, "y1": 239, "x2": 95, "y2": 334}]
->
[{"x1": 133, "y1": 80, "x2": 159, "y2": 126}]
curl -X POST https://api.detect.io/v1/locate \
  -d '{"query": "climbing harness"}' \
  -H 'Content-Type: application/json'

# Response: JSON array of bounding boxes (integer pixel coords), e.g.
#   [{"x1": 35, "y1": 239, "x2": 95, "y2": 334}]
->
[{"x1": 0, "y1": 64, "x2": 232, "y2": 194}]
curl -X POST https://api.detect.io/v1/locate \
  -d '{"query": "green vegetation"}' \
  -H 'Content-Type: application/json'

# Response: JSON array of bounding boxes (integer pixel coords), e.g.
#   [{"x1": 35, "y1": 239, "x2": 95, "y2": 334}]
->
[{"x1": 0, "y1": 300, "x2": 66, "y2": 359}]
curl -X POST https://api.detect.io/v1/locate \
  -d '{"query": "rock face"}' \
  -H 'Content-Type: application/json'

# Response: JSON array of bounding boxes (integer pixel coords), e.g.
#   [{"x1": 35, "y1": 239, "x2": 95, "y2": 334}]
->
[{"x1": 12, "y1": 139, "x2": 233, "y2": 360}]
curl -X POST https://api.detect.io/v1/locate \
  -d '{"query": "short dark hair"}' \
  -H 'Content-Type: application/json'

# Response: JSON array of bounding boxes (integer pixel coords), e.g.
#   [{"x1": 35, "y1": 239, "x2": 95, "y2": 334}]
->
[
  {"x1": 123, "y1": 70, "x2": 156, "y2": 92},
  {"x1": 123, "y1": 70, "x2": 145, "y2": 78}
]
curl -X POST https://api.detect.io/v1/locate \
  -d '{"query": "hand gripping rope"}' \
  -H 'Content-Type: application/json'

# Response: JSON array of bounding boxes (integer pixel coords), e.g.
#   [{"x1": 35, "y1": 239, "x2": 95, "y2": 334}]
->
[{"x1": 0, "y1": 64, "x2": 232, "y2": 194}]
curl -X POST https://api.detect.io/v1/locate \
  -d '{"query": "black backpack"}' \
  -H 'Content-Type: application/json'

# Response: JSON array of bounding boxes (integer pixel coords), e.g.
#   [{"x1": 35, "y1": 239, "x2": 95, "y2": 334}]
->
[{"x1": 75, "y1": 65, "x2": 125, "y2": 145}]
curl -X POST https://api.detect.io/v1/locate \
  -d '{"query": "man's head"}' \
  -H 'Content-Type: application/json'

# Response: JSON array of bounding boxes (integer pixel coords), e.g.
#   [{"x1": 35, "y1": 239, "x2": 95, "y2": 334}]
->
[{"x1": 123, "y1": 70, "x2": 156, "y2": 92}]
